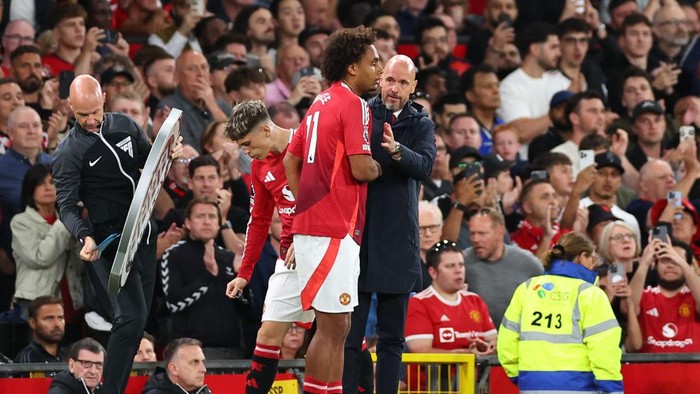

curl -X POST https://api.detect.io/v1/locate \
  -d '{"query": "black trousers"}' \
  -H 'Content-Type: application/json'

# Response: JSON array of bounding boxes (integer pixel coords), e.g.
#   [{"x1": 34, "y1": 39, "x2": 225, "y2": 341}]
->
[
  {"x1": 343, "y1": 292, "x2": 409, "y2": 394},
  {"x1": 85, "y1": 227, "x2": 156, "y2": 394}
]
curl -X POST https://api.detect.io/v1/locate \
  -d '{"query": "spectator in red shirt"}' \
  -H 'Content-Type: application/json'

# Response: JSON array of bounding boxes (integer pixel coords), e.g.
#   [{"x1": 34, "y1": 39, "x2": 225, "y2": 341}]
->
[
  {"x1": 511, "y1": 179, "x2": 571, "y2": 257},
  {"x1": 629, "y1": 238, "x2": 700, "y2": 353},
  {"x1": 42, "y1": 3, "x2": 105, "y2": 77},
  {"x1": 405, "y1": 240, "x2": 496, "y2": 391}
]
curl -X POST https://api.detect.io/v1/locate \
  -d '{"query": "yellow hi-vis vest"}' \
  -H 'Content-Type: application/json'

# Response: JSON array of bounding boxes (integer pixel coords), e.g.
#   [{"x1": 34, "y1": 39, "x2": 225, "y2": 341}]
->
[{"x1": 498, "y1": 272, "x2": 624, "y2": 393}]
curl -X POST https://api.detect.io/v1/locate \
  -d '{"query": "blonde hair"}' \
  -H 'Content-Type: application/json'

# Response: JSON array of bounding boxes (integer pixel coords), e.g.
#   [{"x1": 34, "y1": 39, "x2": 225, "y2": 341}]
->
[
  {"x1": 597, "y1": 221, "x2": 640, "y2": 263},
  {"x1": 542, "y1": 232, "x2": 595, "y2": 269}
]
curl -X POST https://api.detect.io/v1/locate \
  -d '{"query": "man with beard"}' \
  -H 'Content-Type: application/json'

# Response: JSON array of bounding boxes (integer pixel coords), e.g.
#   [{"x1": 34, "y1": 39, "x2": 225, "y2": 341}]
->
[
  {"x1": 233, "y1": 5, "x2": 276, "y2": 74},
  {"x1": 14, "y1": 296, "x2": 66, "y2": 363},
  {"x1": 498, "y1": 22, "x2": 573, "y2": 161},
  {"x1": 467, "y1": 0, "x2": 518, "y2": 68},
  {"x1": 343, "y1": 54, "x2": 435, "y2": 394},
  {"x1": 143, "y1": 51, "x2": 176, "y2": 119},
  {"x1": 651, "y1": 3, "x2": 692, "y2": 65},
  {"x1": 527, "y1": 90, "x2": 573, "y2": 159},
  {"x1": 415, "y1": 17, "x2": 469, "y2": 90},
  {"x1": 629, "y1": 238, "x2": 700, "y2": 353}
]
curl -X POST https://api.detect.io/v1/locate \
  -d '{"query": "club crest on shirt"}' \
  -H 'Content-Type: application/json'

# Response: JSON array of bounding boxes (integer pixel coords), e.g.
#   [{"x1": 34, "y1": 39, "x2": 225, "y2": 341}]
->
[
  {"x1": 339, "y1": 293, "x2": 351, "y2": 306},
  {"x1": 470, "y1": 310, "x2": 482, "y2": 323},
  {"x1": 679, "y1": 303, "x2": 692, "y2": 317}
]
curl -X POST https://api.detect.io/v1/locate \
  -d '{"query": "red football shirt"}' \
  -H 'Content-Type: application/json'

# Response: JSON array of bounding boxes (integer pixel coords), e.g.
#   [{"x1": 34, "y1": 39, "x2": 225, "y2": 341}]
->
[
  {"x1": 238, "y1": 142, "x2": 296, "y2": 282},
  {"x1": 639, "y1": 286, "x2": 700, "y2": 353},
  {"x1": 42, "y1": 53, "x2": 75, "y2": 77},
  {"x1": 288, "y1": 82, "x2": 372, "y2": 244},
  {"x1": 405, "y1": 286, "x2": 496, "y2": 390}
]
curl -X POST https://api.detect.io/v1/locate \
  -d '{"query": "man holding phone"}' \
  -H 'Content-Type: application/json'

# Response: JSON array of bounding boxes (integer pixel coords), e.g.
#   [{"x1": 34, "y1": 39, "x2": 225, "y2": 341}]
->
[{"x1": 629, "y1": 238, "x2": 700, "y2": 353}]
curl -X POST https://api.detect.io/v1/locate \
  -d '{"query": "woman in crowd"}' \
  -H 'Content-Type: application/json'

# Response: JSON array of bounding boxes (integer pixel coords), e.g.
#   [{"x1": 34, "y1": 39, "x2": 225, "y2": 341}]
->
[
  {"x1": 498, "y1": 232, "x2": 623, "y2": 393},
  {"x1": 11, "y1": 164, "x2": 83, "y2": 321}
]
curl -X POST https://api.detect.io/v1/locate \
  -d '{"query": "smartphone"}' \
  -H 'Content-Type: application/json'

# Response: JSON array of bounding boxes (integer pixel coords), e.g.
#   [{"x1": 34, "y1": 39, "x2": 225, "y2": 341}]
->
[
  {"x1": 680, "y1": 126, "x2": 695, "y2": 143},
  {"x1": 291, "y1": 66, "x2": 320, "y2": 86},
  {"x1": 579, "y1": 149, "x2": 595, "y2": 169},
  {"x1": 453, "y1": 162, "x2": 483, "y2": 186},
  {"x1": 59, "y1": 71, "x2": 75, "y2": 99},
  {"x1": 191, "y1": 0, "x2": 205, "y2": 15},
  {"x1": 496, "y1": 13, "x2": 512, "y2": 28},
  {"x1": 101, "y1": 29, "x2": 119, "y2": 45},
  {"x1": 652, "y1": 225, "x2": 669, "y2": 243},
  {"x1": 531, "y1": 170, "x2": 548, "y2": 181},
  {"x1": 609, "y1": 263, "x2": 626, "y2": 284},
  {"x1": 669, "y1": 190, "x2": 683, "y2": 220},
  {"x1": 245, "y1": 53, "x2": 261, "y2": 68}
]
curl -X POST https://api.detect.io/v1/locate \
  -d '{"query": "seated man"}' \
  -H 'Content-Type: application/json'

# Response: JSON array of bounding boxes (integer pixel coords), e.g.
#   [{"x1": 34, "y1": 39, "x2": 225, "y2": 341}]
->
[
  {"x1": 143, "y1": 337, "x2": 212, "y2": 394},
  {"x1": 48, "y1": 338, "x2": 105, "y2": 394},
  {"x1": 630, "y1": 239, "x2": 700, "y2": 353},
  {"x1": 14, "y1": 295, "x2": 65, "y2": 363},
  {"x1": 134, "y1": 332, "x2": 157, "y2": 362},
  {"x1": 406, "y1": 240, "x2": 496, "y2": 390},
  {"x1": 161, "y1": 199, "x2": 243, "y2": 359},
  {"x1": 464, "y1": 208, "x2": 543, "y2": 326}
]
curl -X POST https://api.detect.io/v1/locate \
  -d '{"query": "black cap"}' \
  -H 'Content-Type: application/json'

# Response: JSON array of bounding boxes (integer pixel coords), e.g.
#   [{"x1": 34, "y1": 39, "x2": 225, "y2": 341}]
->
[
  {"x1": 594, "y1": 151, "x2": 625, "y2": 175},
  {"x1": 587, "y1": 204, "x2": 618, "y2": 233},
  {"x1": 206, "y1": 51, "x2": 245, "y2": 70},
  {"x1": 550, "y1": 90, "x2": 574, "y2": 109},
  {"x1": 632, "y1": 100, "x2": 664, "y2": 121},
  {"x1": 449, "y1": 146, "x2": 483, "y2": 169},
  {"x1": 298, "y1": 26, "x2": 331, "y2": 47},
  {"x1": 100, "y1": 67, "x2": 134, "y2": 85},
  {"x1": 482, "y1": 152, "x2": 514, "y2": 180}
]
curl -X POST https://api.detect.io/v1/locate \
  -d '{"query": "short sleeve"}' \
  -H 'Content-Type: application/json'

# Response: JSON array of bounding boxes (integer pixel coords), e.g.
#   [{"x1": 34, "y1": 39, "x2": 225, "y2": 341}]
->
[
  {"x1": 343, "y1": 96, "x2": 372, "y2": 156},
  {"x1": 405, "y1": 297, "x2": 435, "y2": 340}
]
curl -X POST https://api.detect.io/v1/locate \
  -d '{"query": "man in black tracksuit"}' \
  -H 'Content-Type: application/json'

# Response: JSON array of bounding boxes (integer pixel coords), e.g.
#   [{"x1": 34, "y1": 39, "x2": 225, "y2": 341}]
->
[
  {"x1": 51, "y1": 75, "x2": 181, "y2": 394},
  {"x1": 160, "y1": 198, "x2": 243, "y2": 357}
]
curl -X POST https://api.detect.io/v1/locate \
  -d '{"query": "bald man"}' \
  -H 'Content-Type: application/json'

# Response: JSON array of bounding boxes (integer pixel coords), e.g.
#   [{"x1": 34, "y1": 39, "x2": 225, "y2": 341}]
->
[
  {"x1": 51, "y1": 75, "x2": 182, "y2": 394},
  {"x1": 158, "y1": 50, "x2": 231, "y2": 152},
  {"x1": 343, "y1": 55, "x2": 437, "y2": 393}
]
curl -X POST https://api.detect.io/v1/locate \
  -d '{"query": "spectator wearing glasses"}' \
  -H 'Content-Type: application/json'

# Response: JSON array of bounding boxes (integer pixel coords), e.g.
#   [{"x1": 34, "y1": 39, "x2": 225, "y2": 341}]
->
[
  {"x1": 464, "y1": 208, "x2": 543, "y2": 325},
  {"x1": 651, "y1": 3, "x2": 692, "y2": 65},
  {"x1": 48, "y1": 338, "x2": 105, "y2": 394},
  {"x1": 164, "y1": 144, "x2": 199, "y2": 209},
  {"x1": 418, "y1": 201, "x2": 444, "y2": 291},
  {"x1": 1, "y1": 19, "x2": 36, "y2": 76}
]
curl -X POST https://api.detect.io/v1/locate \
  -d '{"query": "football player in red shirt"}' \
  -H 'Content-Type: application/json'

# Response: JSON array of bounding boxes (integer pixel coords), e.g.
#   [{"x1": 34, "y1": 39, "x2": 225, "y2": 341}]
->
[
  {"x1": 283, "y1": 26, "x2": 382, "y2": 394},
  {"x1": 224, "y1": 100, "x2": 313, "y2": 393}
]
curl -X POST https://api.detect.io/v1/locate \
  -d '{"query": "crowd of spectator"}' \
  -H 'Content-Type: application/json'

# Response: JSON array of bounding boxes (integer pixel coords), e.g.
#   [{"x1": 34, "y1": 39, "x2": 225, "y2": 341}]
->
[{"x1": 0, "y1": 0, "x2": 699, "y2": 391}]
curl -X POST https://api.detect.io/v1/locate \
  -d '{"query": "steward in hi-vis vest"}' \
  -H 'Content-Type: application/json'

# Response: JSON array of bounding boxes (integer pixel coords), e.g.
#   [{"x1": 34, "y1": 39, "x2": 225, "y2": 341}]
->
[{"x1": 498, "y1": 233, "x2": 623, "y2": 394}]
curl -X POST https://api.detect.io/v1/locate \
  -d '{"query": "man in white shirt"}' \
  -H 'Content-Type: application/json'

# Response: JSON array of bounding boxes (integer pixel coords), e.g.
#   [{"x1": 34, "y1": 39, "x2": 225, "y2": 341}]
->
[
  {"x1": 498, "y1": 22, "x2": 575, "y2": 160},
  {"x1": 579, "y1": 151, "x2": 640, "y2": 237}
]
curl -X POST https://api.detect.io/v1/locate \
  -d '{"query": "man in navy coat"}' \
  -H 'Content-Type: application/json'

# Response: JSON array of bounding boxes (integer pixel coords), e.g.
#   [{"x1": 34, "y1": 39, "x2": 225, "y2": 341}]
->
[{"x1": 343, "y1": 55, "x2": 436, "y2": 393}]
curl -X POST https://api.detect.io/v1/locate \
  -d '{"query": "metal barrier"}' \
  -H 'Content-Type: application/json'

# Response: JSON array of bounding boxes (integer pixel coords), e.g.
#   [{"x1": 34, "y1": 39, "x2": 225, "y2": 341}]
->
[{"x1": 371, "y1": 353, "x2": 476, "y2": 394}]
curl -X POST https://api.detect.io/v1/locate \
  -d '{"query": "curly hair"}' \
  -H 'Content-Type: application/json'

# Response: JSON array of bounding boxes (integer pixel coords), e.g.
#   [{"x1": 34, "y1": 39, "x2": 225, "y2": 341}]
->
[{"x1": 321, "y1": 26, "x2": 376, "y2": 83}]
